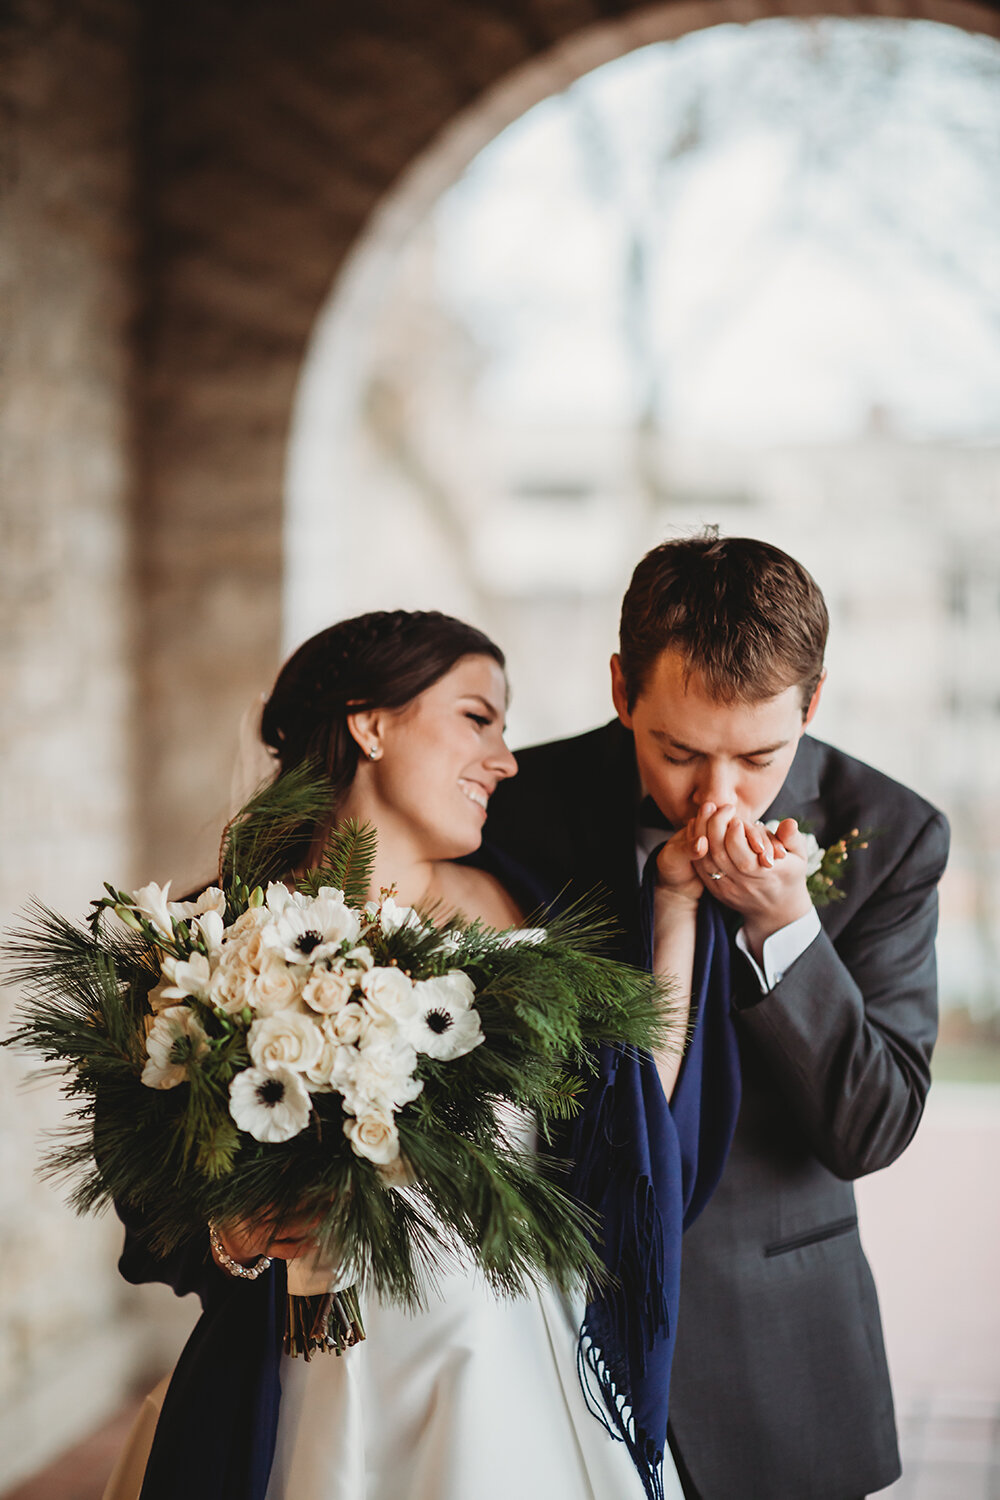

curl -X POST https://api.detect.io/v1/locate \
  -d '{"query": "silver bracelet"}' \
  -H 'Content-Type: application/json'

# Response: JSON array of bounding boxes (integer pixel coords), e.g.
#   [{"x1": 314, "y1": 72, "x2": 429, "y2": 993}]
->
[{"x1": 209, "y1": 1222, "x2": 273, "y2": 1280}]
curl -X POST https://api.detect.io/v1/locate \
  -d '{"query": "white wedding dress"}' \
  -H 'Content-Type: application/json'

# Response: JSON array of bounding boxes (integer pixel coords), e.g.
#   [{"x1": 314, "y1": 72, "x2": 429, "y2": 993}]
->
[
  {"x1": 265, "y1": 1257, "x2": 682, "y2": 1500},
  {"x1": 103, "y1": 1252, "x2": 684, "y2": 1500}
]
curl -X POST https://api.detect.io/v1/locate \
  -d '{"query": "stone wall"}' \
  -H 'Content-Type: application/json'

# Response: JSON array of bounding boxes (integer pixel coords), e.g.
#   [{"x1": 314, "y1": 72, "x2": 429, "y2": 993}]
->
[{"x1": 0, "y1": 3, "x2": 187, "y2": 1487}]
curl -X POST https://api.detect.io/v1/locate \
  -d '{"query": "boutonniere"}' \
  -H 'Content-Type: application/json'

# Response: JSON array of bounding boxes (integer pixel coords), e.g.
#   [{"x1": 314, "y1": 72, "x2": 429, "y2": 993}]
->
[{"x1": 764, "y1": 821, "x2": 870, "y2": 909}]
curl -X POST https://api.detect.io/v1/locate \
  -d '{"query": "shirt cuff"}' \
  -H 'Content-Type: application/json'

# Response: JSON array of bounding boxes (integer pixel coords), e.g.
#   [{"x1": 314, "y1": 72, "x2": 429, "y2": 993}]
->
[{"x1": 735, "y1": 907, "x2": 822, "y2": 992}]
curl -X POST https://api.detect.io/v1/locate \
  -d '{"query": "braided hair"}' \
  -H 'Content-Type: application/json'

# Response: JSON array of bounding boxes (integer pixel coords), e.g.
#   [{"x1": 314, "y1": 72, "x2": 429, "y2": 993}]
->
[{"x1": 260, "y1": 610, "x2": 505, "y2": 867}]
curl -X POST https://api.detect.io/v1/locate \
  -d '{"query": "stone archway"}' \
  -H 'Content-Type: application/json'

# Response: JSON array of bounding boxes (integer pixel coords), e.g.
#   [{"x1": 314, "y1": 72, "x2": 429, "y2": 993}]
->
[{"x1": 139, "y1": 0, "x2": 1000, "y2": 883}]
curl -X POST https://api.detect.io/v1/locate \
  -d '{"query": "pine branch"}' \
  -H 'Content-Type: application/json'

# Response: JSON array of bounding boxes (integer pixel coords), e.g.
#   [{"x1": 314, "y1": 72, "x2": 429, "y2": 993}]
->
[
  {"x1": 218, "y1": 762, "x2": 333, "y2": 893},
  {"x1": 299, "y1": 819, "x2": 378, "y2": 907}
]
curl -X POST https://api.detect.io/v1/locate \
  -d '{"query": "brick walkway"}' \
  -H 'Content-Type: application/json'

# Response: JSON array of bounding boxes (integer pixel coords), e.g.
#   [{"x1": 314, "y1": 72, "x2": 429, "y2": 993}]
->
[{"x1": 6, "y1": 1085, "x2": 999, "y2": 1500}]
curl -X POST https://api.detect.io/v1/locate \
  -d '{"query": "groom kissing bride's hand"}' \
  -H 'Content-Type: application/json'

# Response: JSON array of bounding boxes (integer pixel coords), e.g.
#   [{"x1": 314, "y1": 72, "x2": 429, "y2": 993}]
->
[{"x1": 487, "y1": 529, "x2": 949, "y2": 1500}]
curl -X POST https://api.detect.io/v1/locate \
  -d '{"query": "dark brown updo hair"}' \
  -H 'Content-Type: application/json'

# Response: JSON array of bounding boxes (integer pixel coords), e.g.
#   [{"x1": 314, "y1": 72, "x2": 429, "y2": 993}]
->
[{"x1": 260, "y1": 610, "x2": 505, "y2": 862}]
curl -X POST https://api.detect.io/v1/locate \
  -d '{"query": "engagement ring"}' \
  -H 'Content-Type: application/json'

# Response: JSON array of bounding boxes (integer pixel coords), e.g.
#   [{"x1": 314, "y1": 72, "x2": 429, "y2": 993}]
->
[{"x1": 709, "y1": 871, "x2": 724, "y2": 881}]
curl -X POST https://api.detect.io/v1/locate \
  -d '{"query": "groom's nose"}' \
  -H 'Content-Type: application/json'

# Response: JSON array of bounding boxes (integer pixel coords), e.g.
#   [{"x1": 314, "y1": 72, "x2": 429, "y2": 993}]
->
[{"x1": 693, "y1": 760, "x2": 736, "y2": 809}]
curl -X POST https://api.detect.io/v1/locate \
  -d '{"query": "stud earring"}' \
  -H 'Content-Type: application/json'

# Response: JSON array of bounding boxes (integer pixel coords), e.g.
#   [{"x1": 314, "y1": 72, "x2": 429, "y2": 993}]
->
[{"x1": 368, "y1": 746, "x2": 381, "y2": 761}]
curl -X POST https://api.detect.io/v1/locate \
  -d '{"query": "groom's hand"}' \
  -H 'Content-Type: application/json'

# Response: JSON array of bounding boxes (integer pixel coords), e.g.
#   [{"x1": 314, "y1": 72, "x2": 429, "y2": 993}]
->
[{"x1": 695, "y1": 808, "x2": 814, "y2": 959}]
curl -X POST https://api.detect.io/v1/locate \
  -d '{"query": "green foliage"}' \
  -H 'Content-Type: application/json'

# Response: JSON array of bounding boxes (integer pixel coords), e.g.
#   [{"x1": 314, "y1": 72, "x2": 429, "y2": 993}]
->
[
  {"x1": 218, "y1": 761, "x2": 333, "y2": 893},
  {"x1": 298, "y1": 819, "x2": 378, "y2": 909}
]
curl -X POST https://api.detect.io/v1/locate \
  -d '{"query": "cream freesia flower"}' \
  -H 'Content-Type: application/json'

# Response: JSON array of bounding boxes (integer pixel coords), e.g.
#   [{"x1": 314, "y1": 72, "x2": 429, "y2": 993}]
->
[
  {"x1": 229, "y1": 1063, "x2": 312, "y2": 1143},
  {"x1": 191, "y1": 909, "x2": 225, "y2": 956},
  {"x1": 141, "y1": 1006, "x2": 209, "y2": 1089},
  {"x1": 160, "y1": 951, "x2": 213, "y2": 1004},
  {"x1": 168, "y1": 886, "x2": 227, "y2": 921},
  {"x1": 132, "y1": 881, "x2": 175, "y2": 940}
]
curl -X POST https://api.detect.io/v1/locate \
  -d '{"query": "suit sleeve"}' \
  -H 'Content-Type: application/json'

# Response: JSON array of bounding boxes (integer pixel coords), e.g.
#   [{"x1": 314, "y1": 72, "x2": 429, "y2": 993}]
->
[{"x1": 735, "y1": 808, "x2": 949, "y2": 1180}]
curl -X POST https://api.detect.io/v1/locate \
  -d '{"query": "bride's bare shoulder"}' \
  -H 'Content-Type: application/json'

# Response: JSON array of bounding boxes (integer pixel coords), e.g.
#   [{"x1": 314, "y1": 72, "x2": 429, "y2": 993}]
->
[{"x1": 436, "y1": 862, "x2": 523, "y2": 930}]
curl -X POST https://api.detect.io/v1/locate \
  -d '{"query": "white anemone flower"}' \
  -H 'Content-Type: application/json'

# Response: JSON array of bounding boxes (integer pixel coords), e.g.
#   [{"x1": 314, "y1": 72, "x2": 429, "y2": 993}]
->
[
  {"x1": 229, "y1": 1063, "x2": 312, "y2": 1143},
  {"x1": 407, "y1": 976, "x2": 484, "y2": 1061},
  {"x1": 160, "y1": 951, "x2": 213, "y2": 1003},
  {"x1": 141, "y1": 1006, "x2": 209, "y2": 1089},
  {"x1": 262, "y1": 890, "x2": 361, "y2": 967},
  {"x1": 132, "y1": 881, "x2": 175, "y2": 940}
]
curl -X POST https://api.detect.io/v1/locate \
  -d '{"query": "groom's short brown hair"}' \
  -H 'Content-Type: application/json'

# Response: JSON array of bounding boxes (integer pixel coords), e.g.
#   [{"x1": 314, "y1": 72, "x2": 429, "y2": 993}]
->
[{"x1": 619, "y1": 531, "x2": 828, "y2": 713}]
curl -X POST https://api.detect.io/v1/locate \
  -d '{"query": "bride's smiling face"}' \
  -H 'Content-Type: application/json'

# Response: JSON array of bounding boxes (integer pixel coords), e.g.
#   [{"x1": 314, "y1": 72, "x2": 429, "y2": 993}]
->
[{"x1": 354, "y1": 655, "x2": 517, "y2": 860}]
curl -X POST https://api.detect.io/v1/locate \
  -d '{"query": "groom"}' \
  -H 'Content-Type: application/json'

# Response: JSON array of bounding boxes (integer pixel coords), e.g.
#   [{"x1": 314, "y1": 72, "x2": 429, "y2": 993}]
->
[{"x1": 485, "y1": 532, "x2": 948, "y2": 1500}]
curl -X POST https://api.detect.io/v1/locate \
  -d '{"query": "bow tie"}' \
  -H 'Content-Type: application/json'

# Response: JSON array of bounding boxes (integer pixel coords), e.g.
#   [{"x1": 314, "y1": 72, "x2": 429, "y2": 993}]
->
[{"x1": 638, "y1": 795, "x2": 673, "y2": 833}]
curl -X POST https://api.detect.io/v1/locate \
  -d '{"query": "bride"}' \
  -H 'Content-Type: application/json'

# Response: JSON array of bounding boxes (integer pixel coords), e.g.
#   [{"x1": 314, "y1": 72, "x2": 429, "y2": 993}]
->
[{"x1": 104, "y1": 610, "x2": 710, "y2": 1500}]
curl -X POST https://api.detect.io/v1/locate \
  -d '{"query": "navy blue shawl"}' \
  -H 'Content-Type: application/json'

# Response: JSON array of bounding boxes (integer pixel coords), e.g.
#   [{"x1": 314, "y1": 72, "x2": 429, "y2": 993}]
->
[{"x1": 566, "y1": 889, "x2": 741, "y2": 1499}]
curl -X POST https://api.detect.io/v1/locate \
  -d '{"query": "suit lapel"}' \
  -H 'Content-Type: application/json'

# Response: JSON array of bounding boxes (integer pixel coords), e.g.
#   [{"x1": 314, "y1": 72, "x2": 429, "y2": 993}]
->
[{"x1": 579, "y1": 722, "x2": 643, "y2": 959}]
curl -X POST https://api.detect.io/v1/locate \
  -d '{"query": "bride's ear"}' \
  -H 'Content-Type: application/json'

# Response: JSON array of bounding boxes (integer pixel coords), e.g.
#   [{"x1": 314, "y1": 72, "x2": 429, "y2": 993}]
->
[{"x1": 346, "y1": 709, "x2": 384, "y2": 762}]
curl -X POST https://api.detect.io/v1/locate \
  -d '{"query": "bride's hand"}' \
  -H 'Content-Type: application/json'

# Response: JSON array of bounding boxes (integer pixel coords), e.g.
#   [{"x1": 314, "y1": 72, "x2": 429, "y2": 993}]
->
[
  {"x1": 653, "y1": 822, "x2": 709, "y2": 908},
  {"x1": 213, "y1": 1212, "x2": 319, "y2": 1267}
]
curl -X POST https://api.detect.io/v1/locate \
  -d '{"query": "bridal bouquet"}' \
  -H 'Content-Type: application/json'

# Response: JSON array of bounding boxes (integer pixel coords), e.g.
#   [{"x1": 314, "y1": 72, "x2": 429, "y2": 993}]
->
[{"x1": 5, "y1": 769, "x2": 672, "y2": 1350}]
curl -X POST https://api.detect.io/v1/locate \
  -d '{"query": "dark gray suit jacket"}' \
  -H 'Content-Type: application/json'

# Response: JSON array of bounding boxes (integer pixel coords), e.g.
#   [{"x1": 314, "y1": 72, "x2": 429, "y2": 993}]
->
[{"x1": 485, "y1": 721, "x2": 949, "y2": 1500}]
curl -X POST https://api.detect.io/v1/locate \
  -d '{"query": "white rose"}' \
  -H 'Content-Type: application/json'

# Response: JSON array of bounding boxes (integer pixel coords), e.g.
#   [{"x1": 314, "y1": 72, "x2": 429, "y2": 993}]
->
[
  {"x1": 209, "y1": 955, "x2": 255, "y2": 1015},
  {"x1": 301, "y1": 968, "x2": 357, "y2": 1015},
  {"x1": 344, "y1": 1110, "x2": 400, "y2": 1165},
  {"x1": 142, "y1": 1006, "x2": 209, "y2": 1089},
  {"x1": 226, "y1": 906, "x2": 272, "y2": 941},
  {"x1": 303, "y1": 1025, "x2": 354, "y2": 1092},
  {"x1": 328, "y1": 1002, "x2": 372, "y2": 1047},
  {"x1": 246, "y1": 956, "x2": 303, "y2": 1016},
  {"x1": 248, "y1": 1011, "x2": 324, "y2": 1073},
  {"x1": 359, "y1": 966, "x2": 419, "y2": 1023}
]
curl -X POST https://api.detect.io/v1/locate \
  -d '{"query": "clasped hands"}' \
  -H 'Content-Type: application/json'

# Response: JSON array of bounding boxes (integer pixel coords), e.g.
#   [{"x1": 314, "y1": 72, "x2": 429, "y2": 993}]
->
[{"x1": 654, "y1": 801, "x2": 814, "y2": 959}]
